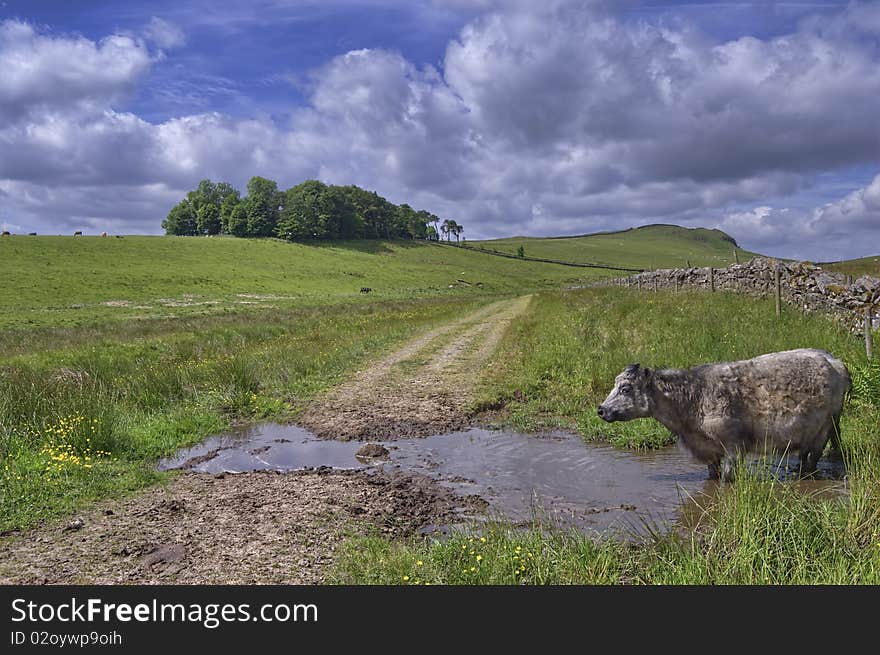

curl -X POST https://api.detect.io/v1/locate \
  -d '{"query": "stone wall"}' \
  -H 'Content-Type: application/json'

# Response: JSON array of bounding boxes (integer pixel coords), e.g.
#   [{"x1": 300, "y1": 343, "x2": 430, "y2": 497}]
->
[{"x1": 596, "y1": 257, "x2": 880, "y2": 334}]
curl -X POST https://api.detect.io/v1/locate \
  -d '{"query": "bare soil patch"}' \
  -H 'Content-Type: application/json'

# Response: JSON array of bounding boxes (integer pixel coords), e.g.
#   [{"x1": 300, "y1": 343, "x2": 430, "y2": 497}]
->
[
  {"x1": 297, "y1": 296, "x2": 532, "y2": 440},
  {"x1": 0, "y1": 469, "x2": 485, "y2": 584}
]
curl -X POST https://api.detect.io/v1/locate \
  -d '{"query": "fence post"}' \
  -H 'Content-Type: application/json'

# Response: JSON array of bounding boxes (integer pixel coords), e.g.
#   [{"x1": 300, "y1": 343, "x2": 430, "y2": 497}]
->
[
  {"x1": 637, "y1": 279, "x2": 642, "y2": 292},
  {"x1": 709, "y1": 267, "x2": 715, "y2": 293},
  {"x1": 653, "y1": 278, "x2": 658, "y2": 293},
  {"x1": 774, "y1": 266, "x2": 781, "y2": 317},
  {"x1": 675, "y1": 277, "x2": 680, "y2": 293},
  {"x1": 867, "y1": 307, "x2": 874, "y2": 360},
  {"x1": 734, "y1": 250, "x2": 739, "y2": 264},
  {"x1": 847, "y1": 275, "x2": 854, "y2": 286}
]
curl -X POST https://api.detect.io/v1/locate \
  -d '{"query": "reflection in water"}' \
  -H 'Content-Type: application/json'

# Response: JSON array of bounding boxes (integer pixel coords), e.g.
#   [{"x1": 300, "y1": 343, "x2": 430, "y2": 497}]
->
[{"x1": 159, "y1": 424, "x2": 846, "y2": 537}]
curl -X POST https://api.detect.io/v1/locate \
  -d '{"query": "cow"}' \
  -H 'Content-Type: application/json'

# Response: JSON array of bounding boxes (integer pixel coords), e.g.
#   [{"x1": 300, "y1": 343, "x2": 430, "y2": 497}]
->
[
  {"x1": 597, "y1": 349, "x2": 850, "y2": 481},
  {"x1": 360, "y1": 287, "x2": 372, "y2": 293},
  {"x1": 73, "y1": 231, "x2": 82, "y2": 236}
]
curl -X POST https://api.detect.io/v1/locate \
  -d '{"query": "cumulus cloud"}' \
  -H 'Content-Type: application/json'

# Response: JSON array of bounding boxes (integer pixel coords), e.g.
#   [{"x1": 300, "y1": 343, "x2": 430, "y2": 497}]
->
[
  {"x1": 1, "y1": 2, "x2": 879, "y2": 258},
  {"x1": 0, "y1": 20, "x2": 152, "y2": 124}
]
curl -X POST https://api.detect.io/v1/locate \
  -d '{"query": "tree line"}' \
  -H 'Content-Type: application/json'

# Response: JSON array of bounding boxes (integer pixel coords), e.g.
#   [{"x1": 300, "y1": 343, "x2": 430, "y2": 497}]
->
[{"x1": 161, "y1": 177, "x2": 465, "y2": 242}]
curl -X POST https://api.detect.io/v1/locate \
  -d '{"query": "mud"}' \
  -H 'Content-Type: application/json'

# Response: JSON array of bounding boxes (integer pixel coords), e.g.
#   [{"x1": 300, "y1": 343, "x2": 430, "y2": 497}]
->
[
  {"x1": 297, "y1": 297, "x2": 532, "y2": 440},
  {"x1": 0, "y1": 468, "x2": 484, "y2": 585},
  {"x1": 157, "y1": 423, "x2": 844, "y2": 536}
]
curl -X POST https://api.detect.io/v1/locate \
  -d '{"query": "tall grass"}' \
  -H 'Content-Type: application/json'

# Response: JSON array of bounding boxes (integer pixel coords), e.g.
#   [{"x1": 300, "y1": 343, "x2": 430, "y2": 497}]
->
[
  {"x1": 333, "y1": 286, "x2": 880, "y2": 584},
  {"x1": 476, "y1": 287, "x2": 871, "y2": 448},
  {"x1": 0, "y1": 296, "x2": 487, "y2": 532}
]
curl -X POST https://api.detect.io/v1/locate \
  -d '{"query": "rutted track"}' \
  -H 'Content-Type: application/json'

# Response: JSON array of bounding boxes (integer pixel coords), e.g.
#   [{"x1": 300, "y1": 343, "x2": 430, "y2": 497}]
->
[
  {"x1": 0, "y1": 296, "x2": 531, "y2": 584},
  {"x1": 297, "y1": 295, "x2": 532, "y2": 440}
]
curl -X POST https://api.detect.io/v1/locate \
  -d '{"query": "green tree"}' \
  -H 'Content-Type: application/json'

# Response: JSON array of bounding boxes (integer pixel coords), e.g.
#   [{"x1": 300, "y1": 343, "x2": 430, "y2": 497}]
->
[
  {"x1": 327, "y1": 186, "x2": 362, "y2": 238},
  {"x1": 277, "y1": 180, "x2": 336, "y2": 240},
  {"x1": 219, "y1": 189, "x2": 243, "y2": 234},
  {"x1": 162, "y1": 200, "x2": 198, "y2": 235},
  {"x1": 244, "y1": 176, "x2": 280, "y2": 237},
  {"x1": 226, "y1": 202, "x2": 249, "y2": 237},
  {"x1": 517, "y1": 245, "x2": 525, "y2": 258},
  {"x1": 196, "y1": 202, "x2": 221, "y2": 236},
  {"x1": 339, "y1": 186, "x2": 397, "y2": 238}
]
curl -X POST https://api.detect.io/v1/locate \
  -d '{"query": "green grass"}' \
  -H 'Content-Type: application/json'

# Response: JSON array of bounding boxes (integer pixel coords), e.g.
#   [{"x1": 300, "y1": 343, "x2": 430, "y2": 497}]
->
[
  {"x1": 333, "y1": 286, "x2": 880, "y2": 584},
  {"x1": 331, "y1": 450, "x2": 880, "y2": 584},
  {"x1": 0, "y1": 235, "x2": 600, "y2": 331},
  {"x1": 820, "y1": 255, "x2": 880, "y2": 277},
  {"x1": 475, "y1": 224, "x2": 757, "y2": 271},
  {"x1": 0, "y1": 296, "x2": 488, "y2": 532},
  {"x1": 474, "y1": 286, "x2": 871, "y2": 448}
]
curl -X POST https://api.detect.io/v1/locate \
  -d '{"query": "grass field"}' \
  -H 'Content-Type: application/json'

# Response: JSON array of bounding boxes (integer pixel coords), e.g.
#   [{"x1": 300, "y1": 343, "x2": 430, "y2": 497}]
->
[
  {"x1": 3, "y1": 230, "x2": 879, "y2": 583},
  {"x1": 0, "y1": 236, "x2": 598, "y2": 331},
  {"x1": 332, "y1": 286, "x2": 880, "y2": 584},
  {"x1": 821, "y1": 255, "x2": 880, "y2": 277},
  {"x1": 0, "y1": 296, "x2": 492, "y2": 532},
  {"x1": 474, "y1": 287, "x2": 874, "y2": 448},
  {"x1": 474, "y1": 224, "x2": 758, "y2": 270}
]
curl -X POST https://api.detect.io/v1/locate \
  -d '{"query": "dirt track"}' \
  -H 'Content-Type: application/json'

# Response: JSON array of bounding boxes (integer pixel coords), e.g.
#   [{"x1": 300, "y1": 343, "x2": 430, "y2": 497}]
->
[
  {"x1": 0, "y1": 469, "x2": 486, "y2": 584},
  {"x1": 298, "y1": 295, "x2": 531, "y2": 440},
  {"x1": 0, "y1": 297, "x2": 528, "y2": 584}
]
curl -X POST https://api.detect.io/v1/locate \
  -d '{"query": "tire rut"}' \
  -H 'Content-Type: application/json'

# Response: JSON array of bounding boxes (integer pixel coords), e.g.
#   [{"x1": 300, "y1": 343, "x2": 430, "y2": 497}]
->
[{"x1": 297, "y1": 295, "x2": 532, "y2": 440}]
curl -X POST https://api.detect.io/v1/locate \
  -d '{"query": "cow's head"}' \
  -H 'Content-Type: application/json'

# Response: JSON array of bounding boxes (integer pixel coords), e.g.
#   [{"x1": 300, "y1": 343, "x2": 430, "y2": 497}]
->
[{"x1": 597, "y1": 363, "x2": 653, "y2": 422}]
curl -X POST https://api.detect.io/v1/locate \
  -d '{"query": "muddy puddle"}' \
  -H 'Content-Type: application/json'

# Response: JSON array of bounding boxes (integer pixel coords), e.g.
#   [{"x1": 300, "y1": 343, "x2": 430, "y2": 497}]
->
[{"x1": 159, "y1": 424, "x2": 846, "y2": 537}]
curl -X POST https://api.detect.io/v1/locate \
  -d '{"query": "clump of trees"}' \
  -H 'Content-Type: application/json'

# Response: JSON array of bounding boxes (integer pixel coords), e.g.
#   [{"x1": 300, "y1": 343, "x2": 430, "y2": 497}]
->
[{"x1": 161, "y1": 177, "x2": 462, "y2": 242}]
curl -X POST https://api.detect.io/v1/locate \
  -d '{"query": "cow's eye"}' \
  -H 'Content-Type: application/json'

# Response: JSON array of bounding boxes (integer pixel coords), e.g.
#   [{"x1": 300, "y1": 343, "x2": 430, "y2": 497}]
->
[{"x1": 619, "y1": 385, "x2": 632, "y2": 394}]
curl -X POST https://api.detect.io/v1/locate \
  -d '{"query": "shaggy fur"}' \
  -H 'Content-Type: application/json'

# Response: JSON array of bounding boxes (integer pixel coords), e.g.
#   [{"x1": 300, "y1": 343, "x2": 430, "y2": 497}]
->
[{"x1": 597, "y1": 349, "x2": 851, "y2": 481}]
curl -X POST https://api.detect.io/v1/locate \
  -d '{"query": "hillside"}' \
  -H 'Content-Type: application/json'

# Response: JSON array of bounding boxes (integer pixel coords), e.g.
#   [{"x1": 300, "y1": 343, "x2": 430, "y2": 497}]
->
[
  {"x1": 820, "y1": 255, "x2": 880, "y2": 277},
  {"x1": 0, "y1": 236, "x2": 601, "y2": 330},
  {"x1": 475, "y1": 224, "x2": 758, "y2": 270}
]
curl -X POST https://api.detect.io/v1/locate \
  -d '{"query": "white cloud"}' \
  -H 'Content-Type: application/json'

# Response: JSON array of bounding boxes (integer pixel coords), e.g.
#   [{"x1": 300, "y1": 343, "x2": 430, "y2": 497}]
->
[
  {"x1": 144, "y1": 17, "x2": 187, "y2": 50},
  {"x1": 0, "y1": 20, "x2": 151, "y2": 123},
  {"x1": 1, "y1": 2, "x2": 879, "y2": 259}
]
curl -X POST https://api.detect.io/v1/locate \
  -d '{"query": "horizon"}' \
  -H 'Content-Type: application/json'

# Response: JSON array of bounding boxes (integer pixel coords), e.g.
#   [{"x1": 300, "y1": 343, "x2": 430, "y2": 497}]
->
[{"x1": 2, "y1": 0, "x2": 879, "y2": 261}]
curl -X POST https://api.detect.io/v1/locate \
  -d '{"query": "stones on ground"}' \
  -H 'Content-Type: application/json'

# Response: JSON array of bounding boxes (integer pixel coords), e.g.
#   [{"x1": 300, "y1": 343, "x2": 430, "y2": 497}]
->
[
  {"x1": 142, "y1": 543, "x2": 187, "y2": 569},
  {"x1": 0, "y1": 469, "x2": 485, "y2": 584},
  {"x1": 355, "y1": 443, "x2": 390, "y2": 460},
  {"x1": 63, "y1": 518, "x2": 85, "y2": 532}
]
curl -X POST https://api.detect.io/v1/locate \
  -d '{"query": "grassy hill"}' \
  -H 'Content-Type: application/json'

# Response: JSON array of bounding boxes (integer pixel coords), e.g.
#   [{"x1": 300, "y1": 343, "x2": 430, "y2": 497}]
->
[
  {"x1": 819, "y1": 255, "x2": 880, "y2": 277},
  {"x1": 0, "y1": 236, "x2": 602, "y2": 330},
  {"x1": 474, "y1": 224, "x2": 757, "y2": 270}
]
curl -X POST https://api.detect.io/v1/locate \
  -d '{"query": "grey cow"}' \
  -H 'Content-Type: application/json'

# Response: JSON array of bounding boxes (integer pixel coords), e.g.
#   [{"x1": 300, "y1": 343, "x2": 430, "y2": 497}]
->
[{"x1": 597, "y1": 349, "x2": 850, "y2": 481}]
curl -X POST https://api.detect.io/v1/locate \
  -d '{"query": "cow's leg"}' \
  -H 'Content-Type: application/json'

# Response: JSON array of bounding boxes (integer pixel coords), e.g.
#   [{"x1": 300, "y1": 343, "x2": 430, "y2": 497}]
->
[
  {"x1": 799, "y1": 450, "x2": 819, "y2": 477},
  {"x1": 707, "y1": 461, "x2": 721, "y2": 480},
  {"x1": 799, "y1": 422, "x2": 831, "y2": 477}
]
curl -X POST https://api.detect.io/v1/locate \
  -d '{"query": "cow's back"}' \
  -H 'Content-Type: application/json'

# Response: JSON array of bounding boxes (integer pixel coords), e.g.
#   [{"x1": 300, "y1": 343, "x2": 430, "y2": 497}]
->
[{"x1": 712, "y1": 349, "x2": 847, "y2": 450}]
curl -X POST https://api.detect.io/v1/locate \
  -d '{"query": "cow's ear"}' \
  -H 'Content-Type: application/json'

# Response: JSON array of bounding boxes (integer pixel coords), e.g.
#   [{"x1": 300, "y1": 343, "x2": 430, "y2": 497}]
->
[{"x1": 642, "y1": 367, "x2": 652, "y2": 382}]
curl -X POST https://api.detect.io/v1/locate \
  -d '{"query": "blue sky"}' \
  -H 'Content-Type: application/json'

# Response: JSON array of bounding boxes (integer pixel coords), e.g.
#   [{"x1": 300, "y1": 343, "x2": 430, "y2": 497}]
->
[{"x1": 1, "y1": 0, "x2": 878, "y2": 260}]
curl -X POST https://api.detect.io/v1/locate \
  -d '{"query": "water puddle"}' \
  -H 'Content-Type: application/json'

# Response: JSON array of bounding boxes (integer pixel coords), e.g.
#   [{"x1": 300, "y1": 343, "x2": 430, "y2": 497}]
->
[{"x1": 159, "y1": 424, "x2": 846, "y2": 536}]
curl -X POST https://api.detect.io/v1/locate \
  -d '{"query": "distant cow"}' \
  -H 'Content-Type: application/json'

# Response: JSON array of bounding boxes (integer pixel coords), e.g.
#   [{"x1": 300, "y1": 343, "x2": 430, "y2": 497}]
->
[
  {"x1": 74, "y1": 231, "x2": 82, "y2": 236},
  {"x1": 597, "y1": 349, "x2": 850, "y2": 481},
  {"x1": 360, "y1": 287, "x2": 372, "y2": 293},
  {"x1": 1, "y1": 231, "x2": 9, "y2": 236},
  {"x1": 101, "y1": 231, "x2": 107, "y2": 237}
]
